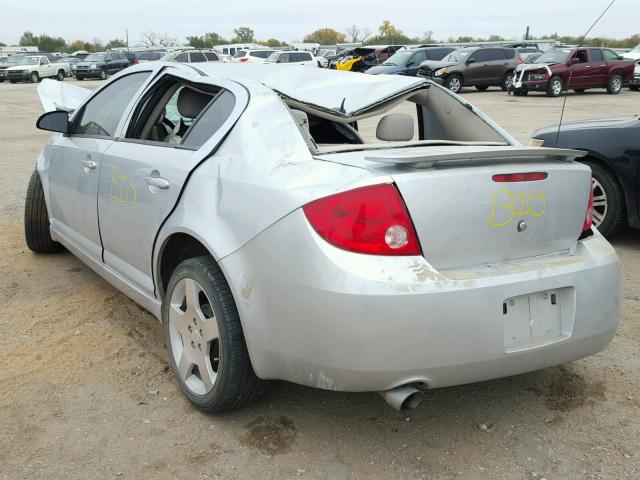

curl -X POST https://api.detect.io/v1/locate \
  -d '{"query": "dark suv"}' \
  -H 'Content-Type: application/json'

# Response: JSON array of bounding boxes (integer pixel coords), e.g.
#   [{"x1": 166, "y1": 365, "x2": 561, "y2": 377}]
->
[
  {"x1": 74, "y1": 52, "x2": 130, "y2": 80},
  {"x1": 418, "y1": 47, "x2": 520, "y2": 93},
  {"x1": 365, "y1": 47, "x2": 455, "y2": 76}
]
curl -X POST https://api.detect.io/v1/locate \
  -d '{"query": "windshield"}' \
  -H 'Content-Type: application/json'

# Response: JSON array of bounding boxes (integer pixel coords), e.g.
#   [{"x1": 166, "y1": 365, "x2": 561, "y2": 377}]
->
[
  {"x1": 535, "y1": 49, "x2": 571, "y2": 64},
  {"x1": 84, "y1": 53, "x2": 106, "y2": 62},
  {"x1": 23, "y1": 57, "x2": 40, "y2": 65},
  {"x1": 266, "y1": 52, "x2": 279, "y2": 62},
  {"x1": 7, "y1": 55, "x2": 27, "y2": 64},
  {"x1": 383, "y1": 51, "x2": 414, "y2": 66},
  {"x1": 442, "y1": 50, "x2": 472, "y2": 62}
]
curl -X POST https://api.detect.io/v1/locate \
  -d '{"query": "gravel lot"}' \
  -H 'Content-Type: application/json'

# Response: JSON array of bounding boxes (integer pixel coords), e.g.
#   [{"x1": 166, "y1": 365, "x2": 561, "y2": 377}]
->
[{"x1": 0, "y1": 78, "x2": 638, "y2": 480}]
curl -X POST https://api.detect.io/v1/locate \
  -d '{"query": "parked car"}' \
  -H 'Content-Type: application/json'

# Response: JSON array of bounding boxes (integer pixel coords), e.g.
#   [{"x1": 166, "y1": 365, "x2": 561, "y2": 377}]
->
[
  {"x1": 0, "y1": 54, "x2": 27, "y2": 82},
  {"x1": 264, "y1": 50, "x2": 319, "y2": 67},
  {"x1": 530, "y1": 116, "x2": 639, "y2": 236},
  {"x1": 74, "y1": 52, "x2": 130, "y2": 80},
  {"x1": 628, "y1": 60, "x2": 640, "y2": 91},
  {"x1": 327, "y1": 49, "x2": 353, "y2": 69},
  {"x1": 4, "y1": 55, "x2": 70, "y2": 83},
  {"x1": 623, "y1": 44, "x2": 640, "y2": 61},
  {"x1": 30, "y1": 64, "x2": 618, "y2": 413},
  {"x1": 510, "y1": 47, "x2": 635, "y2": 97},
  {"x1": 232, "y1": 49, "x2": 277, "y2": 64},
  {"x1": 160, "y1": 49, "x2": 221, "y2": 63},
  {"x1": 366, "y1": 47, "x2": 455, "y2": 76},
  {"x1": 126, "y1": 50, "x2": 166, "y2": 65},
  {"x1": 418, "y1": 47, "x2": 520, "y2": 93},
  {"x1": 336, "y1": 46, "x2": 404, "y2": 72}
]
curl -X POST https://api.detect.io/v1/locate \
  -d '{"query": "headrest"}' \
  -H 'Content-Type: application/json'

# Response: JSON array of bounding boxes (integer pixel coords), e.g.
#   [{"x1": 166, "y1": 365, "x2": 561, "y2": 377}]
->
[
  {"x1": 177, "y1": 88, "x2": 212, "y2": 119},
  {"x1": 376, "y1": 113, "x2": 414, "y2": 142}
]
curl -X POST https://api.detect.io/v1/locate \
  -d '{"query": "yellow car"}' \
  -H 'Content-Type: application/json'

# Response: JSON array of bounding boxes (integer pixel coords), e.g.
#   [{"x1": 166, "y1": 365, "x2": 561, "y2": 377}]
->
[{"x1": 335, "y1": 46, "x2": 404, "y2": 72}]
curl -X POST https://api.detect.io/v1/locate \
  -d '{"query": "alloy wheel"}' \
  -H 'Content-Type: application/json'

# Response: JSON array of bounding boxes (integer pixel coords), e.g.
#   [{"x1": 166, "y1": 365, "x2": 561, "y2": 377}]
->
[
  {"x1": 611, "y1": 77, "x2": 622, "y2": 93},
  {"x1": 591, "y1": 177, "x2": 608, "y2": 228},
  {"x1": 168, "y1": 278, "x2": 220, "y2": 395},
  {"x1": 551, "y1": 79, "x2": 562, "y2": 96},
  {"x1": 448, "y1": 77, "x2": 461, "y2": 93}
]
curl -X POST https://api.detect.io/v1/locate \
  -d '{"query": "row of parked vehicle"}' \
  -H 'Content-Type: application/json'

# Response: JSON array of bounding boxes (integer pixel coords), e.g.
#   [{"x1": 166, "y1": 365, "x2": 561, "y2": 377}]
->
[{"x1": 347, "y1": 43, "x2": 639, "y2": 97}]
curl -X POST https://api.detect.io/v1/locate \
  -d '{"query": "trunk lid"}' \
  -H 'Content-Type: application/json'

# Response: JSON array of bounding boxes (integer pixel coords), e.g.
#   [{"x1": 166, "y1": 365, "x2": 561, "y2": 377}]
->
[{"x1": 315, "y1": 145, "x2": 590, "y2": 270}]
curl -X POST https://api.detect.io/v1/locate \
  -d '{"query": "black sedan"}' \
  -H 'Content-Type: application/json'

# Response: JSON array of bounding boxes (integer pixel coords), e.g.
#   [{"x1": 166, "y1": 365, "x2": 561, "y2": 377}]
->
[{"x1": 531, "y1": 116, "x2": 639, "y2": 236}]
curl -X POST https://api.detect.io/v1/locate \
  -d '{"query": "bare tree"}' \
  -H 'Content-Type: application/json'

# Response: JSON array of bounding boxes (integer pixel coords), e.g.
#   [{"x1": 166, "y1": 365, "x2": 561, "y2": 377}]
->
[
  {"x1": 140, "y1": 31, "x2": 177, "y2": 48},
  {"x1": 344, "y1": 25, "x2": 371, "y2": 43}
]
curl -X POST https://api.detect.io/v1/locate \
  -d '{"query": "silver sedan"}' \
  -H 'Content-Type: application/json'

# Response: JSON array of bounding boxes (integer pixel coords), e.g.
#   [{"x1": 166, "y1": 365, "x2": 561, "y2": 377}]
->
[{"x1": 27, "y1": 63, "x2": 619, "y2": 412}]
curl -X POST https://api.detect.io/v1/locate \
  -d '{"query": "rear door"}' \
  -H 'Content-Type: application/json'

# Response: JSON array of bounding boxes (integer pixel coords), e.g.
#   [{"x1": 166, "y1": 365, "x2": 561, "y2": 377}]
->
[
  {"x1": 96, "y1": 70, "x2": 248, "y2": 295},
  {"x1": 46, "y1": 71, "x2": 152, "y2": 259},
  {"x1": 588, "y1": 49, "x2": 607, "y2": 85}
]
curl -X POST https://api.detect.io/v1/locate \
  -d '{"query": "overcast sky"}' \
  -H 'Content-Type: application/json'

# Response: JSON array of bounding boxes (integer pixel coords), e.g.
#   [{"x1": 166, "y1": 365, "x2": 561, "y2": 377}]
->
[{"x1": 0, "y1": 0, "x2": 637, "y2": 46}]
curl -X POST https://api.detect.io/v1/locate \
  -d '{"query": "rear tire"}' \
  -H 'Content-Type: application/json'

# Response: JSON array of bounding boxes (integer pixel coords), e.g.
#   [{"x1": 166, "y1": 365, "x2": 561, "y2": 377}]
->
[
  {"x1": 606, "y1": 74, "x2": 623, "y2": 94},
  {"x1": 582, "y1": 160, "x2": 625, "y2": 237},
  {"x1": 163, "y1": 256, "x2": 265, "y2": 412},
  {"x1": 444, "y1": 75, "x2": 463, "y2": 94},
  {"x1": 546, "y1": 76, "x2": 563, "y2": 97},
  {"x1": 24, "y1": 170, "x2": 64, "y2": 253},
  {"x1": 501, "y1": 72, "x2": 514, "y2": 91},
  {"x1": 475, "y1": 85, "x2": 489, "y2": 91}
]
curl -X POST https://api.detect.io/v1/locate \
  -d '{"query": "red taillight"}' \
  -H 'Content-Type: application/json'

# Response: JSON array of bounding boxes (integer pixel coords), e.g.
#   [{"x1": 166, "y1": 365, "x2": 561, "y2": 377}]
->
[
  {"x1": 239, "y1": 57, "x2": 249, "y2": 62},
  {"x1": 583, "y1": 181, "x2": 594, "y2": 232},
  {"x1": 492, "y1": 172, "x2": 548, "y2": 182},
  {"x1": 303, "y1": 184, "x2": 422, "y2": 256}
]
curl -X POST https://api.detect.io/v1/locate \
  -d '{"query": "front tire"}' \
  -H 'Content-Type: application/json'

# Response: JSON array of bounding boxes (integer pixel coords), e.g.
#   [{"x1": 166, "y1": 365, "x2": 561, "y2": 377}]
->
[
  {"x1": 163, "y1": 256, "x2": 264, "y2": 412},
  {"x1": 99, "y1": 69, "x2": 107, "y2": 80},
  {"x1": 30, "y1": 72, "x2": 39, "y2": 83},
  {"x1": 24, "y1": 170, "x2": 64, "y2": 253},
  {"x1": 444, "y1": 75, "x2": 463, "y2": 94},
  {"x1": 583, "y1": 160, "x2": 624, "y2": 237},
  {"x1": 56, "y1": 70, "x2": 65, "y2": 81},
  {"x1": 606, "y1": 74, "x2": 623, "y2": 94},
  {"x1": 546, "y1": 76, "x2": 563, "y2": 97}
]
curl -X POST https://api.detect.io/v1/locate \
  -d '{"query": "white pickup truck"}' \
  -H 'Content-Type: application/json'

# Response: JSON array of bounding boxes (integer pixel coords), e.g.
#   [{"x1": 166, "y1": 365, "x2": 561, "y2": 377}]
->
[{"x1": 4, "y1": 55, "x2": 70, "y2": 83}]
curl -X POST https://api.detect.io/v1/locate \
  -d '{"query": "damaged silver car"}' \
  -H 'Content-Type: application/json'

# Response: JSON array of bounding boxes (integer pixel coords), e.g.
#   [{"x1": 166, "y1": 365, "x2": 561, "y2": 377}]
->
[{"x1": 27, "y1": 63, "x2": 619, "y2": 412}]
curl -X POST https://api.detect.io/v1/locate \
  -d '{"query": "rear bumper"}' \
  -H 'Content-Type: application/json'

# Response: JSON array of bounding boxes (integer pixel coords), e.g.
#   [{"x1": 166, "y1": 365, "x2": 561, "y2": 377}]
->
[{"x1": 221, "y1": 210, "x2": 620, "y2": 392}]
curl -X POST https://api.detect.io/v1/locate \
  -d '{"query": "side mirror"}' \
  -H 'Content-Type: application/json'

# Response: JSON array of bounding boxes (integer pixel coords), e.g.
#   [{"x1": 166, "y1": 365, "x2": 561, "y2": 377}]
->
[
  {"x1": 407, "y1": 61, "x2": 416, "y2": 67},
  {"x1": 36, "y1": 110, "x2": 69, "y2": 134},
  {"x1": 466, "y1": 58, "x2": 476, "y2": 64},
  {"x1": 571, "y1": 57, "x2": 579, "y2": 65}
]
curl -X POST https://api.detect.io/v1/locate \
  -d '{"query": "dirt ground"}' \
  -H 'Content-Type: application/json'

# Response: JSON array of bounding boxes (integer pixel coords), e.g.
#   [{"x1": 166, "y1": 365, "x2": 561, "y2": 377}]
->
[{"x1": 0, "y1": 78, "x2": 639, "y2": 480}]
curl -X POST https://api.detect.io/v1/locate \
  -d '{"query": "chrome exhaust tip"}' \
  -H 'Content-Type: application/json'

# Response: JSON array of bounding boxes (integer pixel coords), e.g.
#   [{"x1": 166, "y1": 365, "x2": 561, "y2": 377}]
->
[{"x1": 380, "y1": 386, "x2": 422, "y2": 412}]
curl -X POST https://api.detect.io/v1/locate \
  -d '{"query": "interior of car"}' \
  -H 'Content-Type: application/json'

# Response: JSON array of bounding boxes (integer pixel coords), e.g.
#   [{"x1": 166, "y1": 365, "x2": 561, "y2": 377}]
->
[{"x1": 128, "y1": 78, "x2": 218, "y2": 145}]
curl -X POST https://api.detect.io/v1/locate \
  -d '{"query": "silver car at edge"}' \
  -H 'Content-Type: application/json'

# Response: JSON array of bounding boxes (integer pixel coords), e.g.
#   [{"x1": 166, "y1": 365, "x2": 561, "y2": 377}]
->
[{"x1": 27, "y1": 63, "x2": 619, "y2": 412}]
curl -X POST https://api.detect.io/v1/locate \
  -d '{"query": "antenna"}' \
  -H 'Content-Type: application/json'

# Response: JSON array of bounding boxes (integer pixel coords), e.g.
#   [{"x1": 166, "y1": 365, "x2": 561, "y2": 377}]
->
[{"x1": 554, "y1": 0, "x2": 617, "y2": 147}]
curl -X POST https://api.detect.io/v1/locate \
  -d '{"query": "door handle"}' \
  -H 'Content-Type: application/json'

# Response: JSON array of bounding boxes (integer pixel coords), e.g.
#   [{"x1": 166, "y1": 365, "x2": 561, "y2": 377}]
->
[
  {"x1": 584, "y1": 65, "x2": 590, "y2": 68},
  {"x1": 82, "y1": 159, "x2": 97, "y2": 169},
  {"x1": 145, "y1": 175, "x2": 170, "y2": 189}
]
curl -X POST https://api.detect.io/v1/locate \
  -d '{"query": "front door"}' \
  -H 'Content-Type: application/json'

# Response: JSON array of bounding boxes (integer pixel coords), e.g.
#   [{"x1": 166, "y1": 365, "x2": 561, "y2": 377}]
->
[
  {"x1": 568, "y1": 49, "x2": 590, "y2": 88},
  {"x1": 97, "y1": 72, "x2": 247, "y2": 296},
  {"x1": 47, "y1": 71, "x2": 152, "y2": 258}
]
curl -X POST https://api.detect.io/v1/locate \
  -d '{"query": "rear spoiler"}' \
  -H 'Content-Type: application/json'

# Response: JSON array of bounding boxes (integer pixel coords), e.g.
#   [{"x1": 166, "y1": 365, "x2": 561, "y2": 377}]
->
[{"x1": 364, "y1": 145, "x2": 586, "y2": 168}]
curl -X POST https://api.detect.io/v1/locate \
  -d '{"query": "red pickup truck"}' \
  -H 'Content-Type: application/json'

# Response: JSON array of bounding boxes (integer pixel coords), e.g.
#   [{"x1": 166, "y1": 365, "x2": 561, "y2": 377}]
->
[{"x1": 510, "y1": 47, "x2": 635, "y2": 97}]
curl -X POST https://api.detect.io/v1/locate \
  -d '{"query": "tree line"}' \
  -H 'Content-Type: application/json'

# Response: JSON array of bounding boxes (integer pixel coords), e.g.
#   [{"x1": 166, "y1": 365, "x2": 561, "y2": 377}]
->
[{"x1": 2, "y1": 23, "x2": 638, "y2": 53}]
